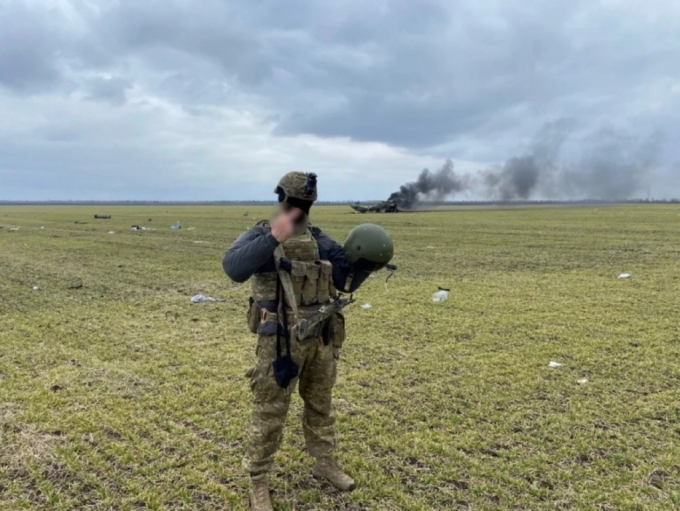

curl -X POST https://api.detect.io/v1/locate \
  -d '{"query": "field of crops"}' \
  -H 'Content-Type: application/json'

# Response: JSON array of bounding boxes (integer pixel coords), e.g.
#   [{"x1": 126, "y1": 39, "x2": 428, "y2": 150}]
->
[{"x1": 1, "y1": 204, "x2": 679, "y2": 510}]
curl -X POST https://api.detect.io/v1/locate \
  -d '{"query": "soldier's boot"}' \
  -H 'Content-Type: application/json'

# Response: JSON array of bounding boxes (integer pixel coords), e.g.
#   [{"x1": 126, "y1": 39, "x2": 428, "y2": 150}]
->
[
  {"x1": 312, "y1": 457, "x2": 356, "y2": 491},
  {"x1": 249, "y1": 473, "x2": 274, "y2": 511}
]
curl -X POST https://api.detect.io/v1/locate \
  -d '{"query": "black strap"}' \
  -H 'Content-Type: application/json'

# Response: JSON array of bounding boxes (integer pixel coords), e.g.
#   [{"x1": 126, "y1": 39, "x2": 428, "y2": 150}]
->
[{"x1": 275, "y1": 274, "x2": 292, "y2": 359}]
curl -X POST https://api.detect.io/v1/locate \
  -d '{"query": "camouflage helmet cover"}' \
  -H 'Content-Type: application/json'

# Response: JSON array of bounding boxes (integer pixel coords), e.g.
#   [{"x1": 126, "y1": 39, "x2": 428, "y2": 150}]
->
[{"x1": 275, "y1": 172, "x2": 318, "y2": 202}]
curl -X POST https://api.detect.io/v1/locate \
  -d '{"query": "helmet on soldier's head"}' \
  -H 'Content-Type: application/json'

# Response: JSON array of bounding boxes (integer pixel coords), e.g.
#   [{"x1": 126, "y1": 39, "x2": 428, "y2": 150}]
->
[
  {"x1": 275, "y1": 172, "x2": 318, "y2": 202},
  {"x1": 343, "y1": 223, "x2": 394, "y2": 273}
]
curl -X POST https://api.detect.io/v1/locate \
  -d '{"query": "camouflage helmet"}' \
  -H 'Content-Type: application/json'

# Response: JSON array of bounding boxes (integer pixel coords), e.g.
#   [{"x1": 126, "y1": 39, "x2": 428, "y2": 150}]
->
[
  {"x1": 275, "y1": 172, "x2": 318, "y2": 202},
  {"x1": 343, "y1": 223, "x2": 394, "y2": 272}
]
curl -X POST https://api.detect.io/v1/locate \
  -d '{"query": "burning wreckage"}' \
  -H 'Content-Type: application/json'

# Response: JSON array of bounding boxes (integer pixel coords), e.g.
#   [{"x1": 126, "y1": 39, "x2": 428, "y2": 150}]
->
[
  {"x1": 350, "y1": 159, "x2": 462, "y2": 213},
  {"x1": 350, "y1": 200, "x2": 400, "y2": 213},
  {"x1": 350, "y1": 121, "x2": 663, "y2": 213}
]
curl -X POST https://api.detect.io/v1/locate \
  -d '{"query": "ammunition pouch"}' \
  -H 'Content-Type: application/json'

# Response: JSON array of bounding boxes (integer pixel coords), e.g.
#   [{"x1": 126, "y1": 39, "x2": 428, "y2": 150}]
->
[{"x1": 324, "y1": 312, "x2": 346, "y2": 354}]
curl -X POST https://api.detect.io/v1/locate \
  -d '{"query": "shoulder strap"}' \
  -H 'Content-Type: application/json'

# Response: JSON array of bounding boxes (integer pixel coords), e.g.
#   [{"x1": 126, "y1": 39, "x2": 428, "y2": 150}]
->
[{"x1": 273, "y1": 244, "x2": 300, "y2": 323}]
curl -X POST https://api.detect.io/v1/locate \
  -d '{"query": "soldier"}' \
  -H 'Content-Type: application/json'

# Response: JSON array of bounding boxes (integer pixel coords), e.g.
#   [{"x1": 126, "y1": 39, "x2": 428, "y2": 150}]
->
[{"x1": 223, "y1": 172, "x2": 394, "y2": 511}]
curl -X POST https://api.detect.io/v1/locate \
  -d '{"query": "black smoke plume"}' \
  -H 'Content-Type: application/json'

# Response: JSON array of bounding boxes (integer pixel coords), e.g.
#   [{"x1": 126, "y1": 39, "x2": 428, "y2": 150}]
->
[
  {"x1": 388, "y1": 159, "x2": 469, "y2": 209},
  {"x1": 387, "y1": 121, "x2": 663, "y2": 206}
]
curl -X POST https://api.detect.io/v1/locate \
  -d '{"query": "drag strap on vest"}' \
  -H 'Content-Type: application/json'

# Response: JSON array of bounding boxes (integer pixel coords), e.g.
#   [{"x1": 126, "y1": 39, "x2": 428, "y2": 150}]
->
[
  {"x1": 273, "y1": 244, "x2": 300, "y2": 325},
  {"x1": 272, "y1": 253, "x2": 299, "y2": 390}
]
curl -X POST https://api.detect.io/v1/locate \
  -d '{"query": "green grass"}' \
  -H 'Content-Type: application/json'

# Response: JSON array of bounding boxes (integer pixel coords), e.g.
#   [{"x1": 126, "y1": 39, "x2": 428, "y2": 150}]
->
[{"x1": 1, "y1": 204, "x2": 679, "y2": 510}]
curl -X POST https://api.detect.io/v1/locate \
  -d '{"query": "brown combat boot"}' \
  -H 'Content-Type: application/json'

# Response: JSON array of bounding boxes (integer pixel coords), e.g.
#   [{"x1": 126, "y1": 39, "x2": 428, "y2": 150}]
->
[
  {"x1": 249, "y1": 473, "x2": 273, "y2": 511},
  {"x1": 312, "y1": 457, "x2": 356, "y2": 491}
]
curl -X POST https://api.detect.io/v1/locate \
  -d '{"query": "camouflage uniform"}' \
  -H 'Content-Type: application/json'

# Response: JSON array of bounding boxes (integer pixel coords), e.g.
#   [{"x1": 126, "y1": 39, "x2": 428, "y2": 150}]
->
[{"x1": 243, "y1": 222, "x2": 345, "y2": 474}]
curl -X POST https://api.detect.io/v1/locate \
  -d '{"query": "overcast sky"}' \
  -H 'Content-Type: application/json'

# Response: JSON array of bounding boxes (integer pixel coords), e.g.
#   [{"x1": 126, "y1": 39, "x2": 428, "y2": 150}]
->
[{"x1": 1, "y1": 0, "x2": 679, "y2": 201}]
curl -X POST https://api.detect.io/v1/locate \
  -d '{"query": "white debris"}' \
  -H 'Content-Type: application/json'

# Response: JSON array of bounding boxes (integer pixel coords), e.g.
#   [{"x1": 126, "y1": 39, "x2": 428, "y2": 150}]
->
[
  {"x1": 108, "y1": 231, "x2": 115, "y2": 235},
  {"x1": 361, "y1": 303, "x2": 373, "y2": 310},
  {"x1": 171, "y1": 222, "x2": 181, "y2": 230},
  {"x1": 40, "y1": 226, "x2": 45, "y2": 230},
  {"x1": 618, "y1": 273, "x2": 631, "y2": 279},
  {"x1": 549, "y1": 361, "x2": 563, "y2": 368},
  {"x1": 432, "y1": 290, "x2": 449, "y2": 303},
  {"x1": 9, "y1": 227, "x2": 19, "y2": 232},
  {"x1": 577, "y1": 378, "x2": 589, "y2": 385},
  {"x1": 187, "y1": 226, "x2": 196, "y2": 231},
  {"x1": 190, "y1": 294, "x2": 225, "y2": 304},
  {"x1": 427, "y1": 246, "x2": 435, "y2": 249},
  {"x1": 32, "y1": 286, "x2": 40, "y2": 291}
]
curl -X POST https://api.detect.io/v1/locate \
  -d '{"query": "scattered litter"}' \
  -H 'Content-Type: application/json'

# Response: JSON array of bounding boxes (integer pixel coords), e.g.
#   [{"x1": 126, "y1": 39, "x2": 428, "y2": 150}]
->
[
  {"x1": 187, "y1": 226, "x2": 196, "y2": 231},
  {"x1": 577, "y1": 378, "x2": 589, "y2": 384},
  {"x1": 171, "y1": 222, "x2": 182, "y2": 230},
  {"x1": 548, "y1": 361, "x2": 563, "y2": 368},
  {"x1": 108, "y1": 231, "x2": 115, "y2": 235},
  {"x1": 40, "y1": 226, "x2": 45, "y2": 230},
  {"x1": 618, "y1": 273, "x2": 631, "y2": 279},
  {"x1": 190, "y1": 294, "x2": 225, "y2": 304},
  {"x1": 32, "y1": 286, "x2": 40, "y2": 291},
  {"x1": 94, "y1": 214, "x2": 111, "y2": 220},
  {"x1": 361, "y1": 303, "x2": 373, "y2": 310},
  {"x1": 10, "y1": 227, "x2": 20, "y2": 232},
  {"x1": 427, "y1": 246, "x2": 434, "y2": 249},
  {"x1": 130, "y1": 225, "x2": 154, "y2": 231},
  {"x1": 432, "y1": 289, "x2": 449, "y2": 302},
  {"x1": 193, "y1": 241, "x2": 209, "y2": 244}
]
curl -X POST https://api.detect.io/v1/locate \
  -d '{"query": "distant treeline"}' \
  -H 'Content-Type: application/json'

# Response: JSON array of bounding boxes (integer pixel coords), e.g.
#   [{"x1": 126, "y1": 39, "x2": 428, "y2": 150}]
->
[{"x1": 1, "y1": 199, "x2": 679, "y2": 206}]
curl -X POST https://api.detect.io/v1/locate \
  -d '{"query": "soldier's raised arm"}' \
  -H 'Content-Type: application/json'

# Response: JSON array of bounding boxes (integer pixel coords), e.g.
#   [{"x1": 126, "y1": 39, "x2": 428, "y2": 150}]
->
[{"x1": 222, "y1": 225, "x2": 278, "y2": 283}]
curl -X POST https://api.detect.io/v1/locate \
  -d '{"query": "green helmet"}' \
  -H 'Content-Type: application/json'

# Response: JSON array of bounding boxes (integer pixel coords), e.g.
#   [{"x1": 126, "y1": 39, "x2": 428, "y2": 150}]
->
[
  {"x1": 275, "y1": 172, "x2": 318, "y2": 202},
  {"x1": 344, "y1": 223, "x2": 394, "y2": 272}
]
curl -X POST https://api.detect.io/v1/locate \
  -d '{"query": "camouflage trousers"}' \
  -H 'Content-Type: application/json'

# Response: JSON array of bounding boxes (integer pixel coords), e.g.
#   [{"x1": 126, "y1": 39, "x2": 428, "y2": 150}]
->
[{"x1": 243, "y1": 333, "x2": 339, "y2": 474}]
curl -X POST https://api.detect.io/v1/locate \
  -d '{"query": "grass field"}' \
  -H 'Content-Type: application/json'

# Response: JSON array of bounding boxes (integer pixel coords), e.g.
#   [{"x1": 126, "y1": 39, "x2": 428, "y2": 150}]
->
[{"x1": 1, "y1": 204, "x2": 679, "y2": 511}]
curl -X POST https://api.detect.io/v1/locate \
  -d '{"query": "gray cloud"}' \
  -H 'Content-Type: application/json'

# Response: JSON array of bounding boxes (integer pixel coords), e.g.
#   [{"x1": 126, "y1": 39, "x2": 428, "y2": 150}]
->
[{"x1": 1, "y1": 0, "x2": 679, "y2": 200}]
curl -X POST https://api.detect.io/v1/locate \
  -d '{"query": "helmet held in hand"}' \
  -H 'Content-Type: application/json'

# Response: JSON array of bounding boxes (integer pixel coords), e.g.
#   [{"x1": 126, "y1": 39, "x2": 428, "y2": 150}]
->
[{"x1": 343, "y1": 223, "x2": 394, "y2": 272}]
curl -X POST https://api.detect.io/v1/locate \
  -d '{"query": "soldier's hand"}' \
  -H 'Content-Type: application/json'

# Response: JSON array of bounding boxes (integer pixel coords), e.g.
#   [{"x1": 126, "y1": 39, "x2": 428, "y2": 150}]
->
[{"x1": 271, "y1": 208, "x2": 301, "y2": 243}]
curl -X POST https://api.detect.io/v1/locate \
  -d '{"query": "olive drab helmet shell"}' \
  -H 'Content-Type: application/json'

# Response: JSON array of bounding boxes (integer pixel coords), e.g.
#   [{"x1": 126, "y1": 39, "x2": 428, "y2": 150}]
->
[
  {"x1": 343, "y1": 223, "x2": 394, "y2": 272},
  {"x1": 275, "y1": 172, "x2": 318, "y2": 202}
]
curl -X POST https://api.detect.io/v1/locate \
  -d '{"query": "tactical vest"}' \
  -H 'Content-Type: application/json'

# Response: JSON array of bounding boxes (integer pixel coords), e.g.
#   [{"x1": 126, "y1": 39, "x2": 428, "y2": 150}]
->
[{"x1": 247, "y1": 223, "x2": 337, "y2": 335}]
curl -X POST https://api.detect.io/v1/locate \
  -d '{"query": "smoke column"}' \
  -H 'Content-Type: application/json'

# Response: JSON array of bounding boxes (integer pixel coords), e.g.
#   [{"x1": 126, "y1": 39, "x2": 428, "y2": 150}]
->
[
  {"x1": 388, "y1": 159, "x2": 469, "y2": 209},
  {"x1": 387, "y1": 121, "x2": 663, "y2": 206}
]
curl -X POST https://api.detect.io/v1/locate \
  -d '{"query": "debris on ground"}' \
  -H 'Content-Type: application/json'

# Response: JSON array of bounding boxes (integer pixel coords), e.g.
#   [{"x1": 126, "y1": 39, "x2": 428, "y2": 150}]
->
[
  {"x1": 32, "y1": 286, "x2": 40, "y2": 291},
  {"x1": 40, "y1": 226, "x2": 45, "y2": 230},
  {"x1": 549, "y1": 361, "x2": 563, "y2": 368},
  {"x1": 361, "y1": 304, "x2": 373, "y2": 310},
  {"x1": 432, "y1": 289, "x2": 449, "y2": 302},
  {"x1": 190, "y1": 294, "x2": 225, "y2": 304},
  {"x1": 68, "y1": 279, "x2": 83, "y2": 290},
  {"x1": 577, "y1": 378, "x2": 589, "y2": 384},
  {"x1": 188, "y1": 226, "x2": 196, "y2": 231},
  {"x1": 131, "y1": 225, "x2": 154, "y2": 231},
  {"x1": 193, "y1": 241, "x2": 209, "y2": 244},
  {"x1": 618, "y1": 273, "x2": 631, "y2": 279},
  {"x1": 94, "y1": 214, "x2": 111, "y2": 219},
  {"x1": 108, "y1": 231, "x2": 115, "y2": 235},
  {"x1": 171, "y1": 222, "x2": 182, "y2": 230},
  {"x1": 10, "y1": 227, "x2": 20, "y2": 232},
  {"x1": 427, "y1": 246, "x2": 435, "y2": 249}
]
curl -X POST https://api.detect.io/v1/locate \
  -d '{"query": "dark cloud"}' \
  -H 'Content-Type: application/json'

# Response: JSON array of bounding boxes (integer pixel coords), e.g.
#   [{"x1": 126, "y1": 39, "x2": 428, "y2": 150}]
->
[
  {"x1": 84, "y1": 77, "x2": 132, "y2": 105},
  {"x1": 0, "y1": 1, "x2": 65, "y2": 92},
  {"x1": 1, "y1": 0, "x2": 679, "y2": 199}
]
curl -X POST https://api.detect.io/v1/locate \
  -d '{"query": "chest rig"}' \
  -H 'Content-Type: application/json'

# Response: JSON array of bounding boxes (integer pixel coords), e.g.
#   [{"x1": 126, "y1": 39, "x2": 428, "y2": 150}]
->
[{"x1": 248, "y1": 223, "x2": 337, "y2": 338}]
